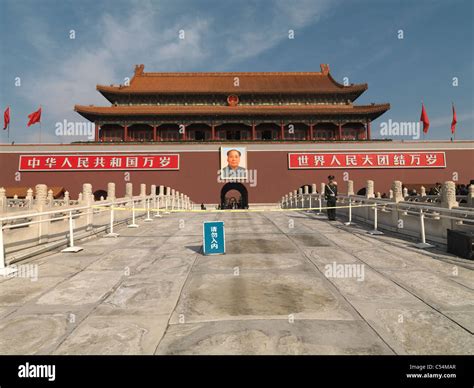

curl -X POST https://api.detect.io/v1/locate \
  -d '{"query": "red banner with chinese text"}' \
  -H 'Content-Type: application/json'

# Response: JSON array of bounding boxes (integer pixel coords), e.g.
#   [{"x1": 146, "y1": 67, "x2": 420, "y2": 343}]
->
[
  {"x1": 288, "y1": 152, "x2": 446, "y2": 169},
  {"x1": 19, "y1": 154, "x2": 180, "y2": 171}
]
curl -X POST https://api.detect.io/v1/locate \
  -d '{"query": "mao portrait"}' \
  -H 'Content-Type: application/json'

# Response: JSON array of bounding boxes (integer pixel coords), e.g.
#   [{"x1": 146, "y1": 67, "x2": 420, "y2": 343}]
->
[{"x1": 220, "y1": 147, "x2": 247, "y2": 180}]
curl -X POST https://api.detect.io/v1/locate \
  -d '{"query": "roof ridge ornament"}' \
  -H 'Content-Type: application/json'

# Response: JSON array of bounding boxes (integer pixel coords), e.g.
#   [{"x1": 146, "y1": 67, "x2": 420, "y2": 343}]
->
[
  {"x1": 134, "y1": 64, "x2": 145, "y2": 76},
  {"x1": 320, "y1": 64, "x2": 330, "y2": 75}
]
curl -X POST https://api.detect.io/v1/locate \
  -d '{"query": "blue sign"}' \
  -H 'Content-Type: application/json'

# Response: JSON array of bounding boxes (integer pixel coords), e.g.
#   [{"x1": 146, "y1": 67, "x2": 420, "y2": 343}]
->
[{"x1": 203, "y1": 221, "x2": 225, "y2": 255}]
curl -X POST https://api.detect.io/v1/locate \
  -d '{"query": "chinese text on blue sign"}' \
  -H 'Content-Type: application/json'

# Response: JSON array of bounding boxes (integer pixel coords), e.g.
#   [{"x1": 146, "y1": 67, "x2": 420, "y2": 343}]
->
[{"x1": 203, "y1": 221, "x2": 225, "y2": 255}]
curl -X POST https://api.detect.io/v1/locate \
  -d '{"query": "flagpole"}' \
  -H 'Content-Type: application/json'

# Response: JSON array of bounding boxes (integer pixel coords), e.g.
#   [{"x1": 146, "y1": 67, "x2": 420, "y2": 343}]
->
[
  {"x1": 452, "y1": 102, "x2": 456, "y2": 142},
  {"x1": 39, "y1": 105, "x2": 42, "y2": 144},
  {"x1": 421, "y1": 99, "x2": 424, "y2": 141}
]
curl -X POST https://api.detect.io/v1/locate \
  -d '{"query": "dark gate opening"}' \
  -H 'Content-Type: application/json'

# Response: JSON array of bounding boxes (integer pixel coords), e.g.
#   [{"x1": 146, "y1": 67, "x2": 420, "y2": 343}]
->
[{"x1": 220, "y1": 182, "x2": 248, "y2": 209}]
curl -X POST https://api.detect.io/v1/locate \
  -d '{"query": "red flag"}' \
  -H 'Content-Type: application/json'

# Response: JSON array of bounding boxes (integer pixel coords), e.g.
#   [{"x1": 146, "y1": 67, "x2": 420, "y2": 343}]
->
[
  {"x1": 451, "y1": 103, "x2": 457, "y2": 134},
  {"x1": 27, "y1": 107, "x2": 41, "y2": 127},
  {"x1": 420, "y1": 103, "x2": 430, "y2": 134},
  {"x1": 3, "y1": 107, "x2": 9, "y2": 130}
]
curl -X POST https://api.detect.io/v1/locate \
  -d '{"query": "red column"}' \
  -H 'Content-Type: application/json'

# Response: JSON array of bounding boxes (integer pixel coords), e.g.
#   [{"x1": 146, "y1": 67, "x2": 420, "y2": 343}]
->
[
  {"x1": 367, "y1": 120, "x2": 371, "y2": 140},
  {"x1": 309, "y1": 124, "x2": 314, "y2": 141},
  {"x1": 124, "y1": 125, "x2": 128, "y2": 142},
  {"x1": 338, "y1": 123, "x2": 342, "y2": 140},
  {"x1": 153, "y1": 126, "x2": 157, "y2": 142},
  {"x1": 95, "y1": 124, "x2": 99, "y2": 142},
  {"x1": 252, "y1": 123, "x2": 256, "y2": 140},
  {"x1": 280, "y1": 123, "x2": 285, "y2": 140},
  {"x1": 211, "y1": 124, "x2": 215, "y2": 140}
]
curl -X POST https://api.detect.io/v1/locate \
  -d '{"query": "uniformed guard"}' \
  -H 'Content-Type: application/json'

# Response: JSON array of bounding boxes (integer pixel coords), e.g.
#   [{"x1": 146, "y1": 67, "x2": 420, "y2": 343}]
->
[{"x1": 325, "y1": 175, "x2": 338, "y2": 221}]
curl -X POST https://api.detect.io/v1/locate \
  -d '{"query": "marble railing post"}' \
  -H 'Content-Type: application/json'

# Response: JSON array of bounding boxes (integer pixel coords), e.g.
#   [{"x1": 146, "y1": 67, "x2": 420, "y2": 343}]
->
[
  {"x1": 125, "y1": 183, "x2": 133, "y2": 199},
  {"x1": 441, "y1": 181, "x2": 459, "y2": 231},
  {"x1": 171, "y1": 189, "x2": 175, "y2": 210},
  {"x1": 26, "y1": 188, "x2": 34, "y2": 209},
  {"x1": 420, "y1": 186, "x2": 426, "y2": 197},
  {"x1": 441, "y1": 181, "x2": 458, "y2": 209},
  {"x1": 366, "y1": 180, "x2": 375, "y2": 199},
  {"x1": 107, "y1": 182, "x2": 116, "y2": 202},
  {"x1": 35, "y1": 184, "x2": 49, "y2": 243},
  {"x1": 166, "y1": 187, "x2": 172, "y2": 211},
  {"x1": 0, "y1": 188, "x2": 6, "y2": 213},
  {"x1": 35, "y1": 184, "x2": 48, "y2": 211},
  {"x1": 47, "y1": 189, "x2": 54, "y2": 208},
  {"x1": 391, "y1": 181, "x2": 403, "y2": 203},
  {"x1": 347, "y1": 180, "x2": 354, "y2": 196},
  {"x1": 467, "y1": 185, "x2": 474, "y2": 208},
  {"x1": 82, "y1": 183, "x2": 93, "y2": 229},
  {"x1": 63, "y1": 190, "x2": 69, "y2": 206}
]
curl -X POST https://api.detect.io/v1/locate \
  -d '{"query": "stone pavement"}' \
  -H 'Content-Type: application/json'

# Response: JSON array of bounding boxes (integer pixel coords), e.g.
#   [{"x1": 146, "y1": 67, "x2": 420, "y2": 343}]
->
[{"x1": 0, "y1": 211, "x2": 472, "y2": 355}]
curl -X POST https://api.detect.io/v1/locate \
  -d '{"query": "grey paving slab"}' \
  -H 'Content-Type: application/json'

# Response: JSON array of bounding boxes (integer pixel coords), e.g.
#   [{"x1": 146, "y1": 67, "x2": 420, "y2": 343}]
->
[
  {"x1": 349, "y1": 302, "x2": 474, "y2": 355},
  {"x1": 53, "y1": 312, "x2": 169, "y2": 355},
  {"x1": 87, "y1": 248, "x2": 154, "y2": 271},
  {"x1": 0, "y1": 277, "x2": 64, "y2": 307},
  {"x1": 193, "y1": 253, "x2": 311, "y2": 273},
  {"x1": 169, "y1": 271, "x2": 357, "y2": 323},
  {"x1": 35, "y1": 270, "x2": 124, "y2": 306},
  {"x1": 0, "y1": 313, "x2": 70, "y2": 355},
  {"x1": 100, "y1": 272, "x2": 188, "y2": 314},
  {"x1": 156, "y1": 319, "x2": 394, "y2": 355},
  {"x1": 225, "y1": 234, "x2": 299, "y2": 254},
  {"x1": 382, "y1": 270, "x2": 474, "y2": 311}
]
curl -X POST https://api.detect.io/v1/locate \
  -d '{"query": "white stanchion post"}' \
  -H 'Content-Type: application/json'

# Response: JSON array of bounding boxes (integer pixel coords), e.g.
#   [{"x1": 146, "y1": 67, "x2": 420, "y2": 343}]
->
[
  {"x1": 154, "y1": 194, "x2": 162, "y2": 218},
  {"x1": 128, "y1": 199, "x2": 139, "y2": 228},
  {"x1": 309, "y1": 194, "x2": 312, "y2": 209},
  {"x1": 62, "y1": 210, "x2": 83, "y2": 252},
  {"x1": 0, "y1": 221, "x2": 17, "y2": 276},
  {"x1": 144, "y1": 197, "x2": 153, "y2": 222},
  {"x1": 344, "y1": 197, "x2": 356, "y2": 226},
  {"x1": 105, "y1": 202, "x2": 119, "y2": 238},
  {"x1": 368, "y1": 202, "x2": 384, "y2": 235},
  {"x1": 316, "y1": 195, "x2": 323, "y2": 215},
  {"x1": 415, "y1": 208, "x2": 434, "y2": 248}
]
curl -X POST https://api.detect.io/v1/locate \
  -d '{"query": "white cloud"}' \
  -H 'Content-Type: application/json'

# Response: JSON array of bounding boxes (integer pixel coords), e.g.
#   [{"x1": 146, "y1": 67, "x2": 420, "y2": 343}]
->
[{"x1": 223, "y1": 0, "x2": 333, "y2": 64}]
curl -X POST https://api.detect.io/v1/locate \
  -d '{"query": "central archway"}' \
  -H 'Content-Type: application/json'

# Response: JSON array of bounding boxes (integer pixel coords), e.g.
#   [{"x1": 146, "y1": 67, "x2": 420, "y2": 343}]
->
[{"x1": 220, "y1": 182, "x2": 248, "y2": 209}]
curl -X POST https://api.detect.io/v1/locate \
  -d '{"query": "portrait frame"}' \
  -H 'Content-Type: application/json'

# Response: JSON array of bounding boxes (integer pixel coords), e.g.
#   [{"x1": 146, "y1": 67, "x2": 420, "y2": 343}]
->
[{"x1": 220, "y1": 146, "x2": 248, "y2": 180}]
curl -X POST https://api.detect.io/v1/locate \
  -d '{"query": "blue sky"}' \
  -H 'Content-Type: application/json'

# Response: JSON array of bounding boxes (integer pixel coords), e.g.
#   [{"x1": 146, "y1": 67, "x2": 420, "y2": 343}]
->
[{"x1": 0, "y1": 0, "x2": 472, "y2": 143}]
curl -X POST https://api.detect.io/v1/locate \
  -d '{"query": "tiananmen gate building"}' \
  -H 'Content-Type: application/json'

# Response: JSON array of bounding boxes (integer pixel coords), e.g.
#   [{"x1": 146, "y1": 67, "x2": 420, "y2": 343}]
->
[{"x1": 0, "y1": 64, "x2": 472, "y2": 207}]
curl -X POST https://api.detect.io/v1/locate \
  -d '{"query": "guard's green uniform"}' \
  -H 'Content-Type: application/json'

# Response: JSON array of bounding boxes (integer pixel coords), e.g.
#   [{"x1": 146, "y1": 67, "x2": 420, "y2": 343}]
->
[{"x1": 325, "y1": 182, "x2": 338, "y2": 220}]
